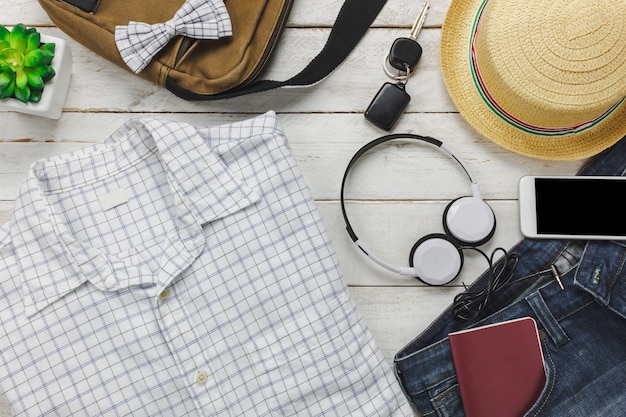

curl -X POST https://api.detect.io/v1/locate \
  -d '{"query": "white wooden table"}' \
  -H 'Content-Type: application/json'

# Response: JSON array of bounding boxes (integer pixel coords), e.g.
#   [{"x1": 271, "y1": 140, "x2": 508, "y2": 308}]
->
[{"x1": 2, "y1": 1, "x2": 586, "y2": 415}]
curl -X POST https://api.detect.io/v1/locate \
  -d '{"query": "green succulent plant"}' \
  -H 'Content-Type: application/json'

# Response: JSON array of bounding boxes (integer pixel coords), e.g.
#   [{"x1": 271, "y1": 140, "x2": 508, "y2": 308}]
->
[{"x1": 0, "y1": 24, "x2": 56, "y2": 104}]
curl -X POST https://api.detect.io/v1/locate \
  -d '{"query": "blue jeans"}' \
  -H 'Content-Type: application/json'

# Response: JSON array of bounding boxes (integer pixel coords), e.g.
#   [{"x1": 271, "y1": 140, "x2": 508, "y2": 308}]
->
[{"x1": 394, "y1": 137, "x2": 626, "y2": 417}]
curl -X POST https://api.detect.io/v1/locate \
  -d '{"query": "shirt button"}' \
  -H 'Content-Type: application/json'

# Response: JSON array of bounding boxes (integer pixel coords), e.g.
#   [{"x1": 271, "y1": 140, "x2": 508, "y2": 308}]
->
[
  {"x1": 195, "y1": 370, "x2": 208, "y2": 385},
  {"x1": 158, "y1": 289, "x2": 170, "y2": 301}
]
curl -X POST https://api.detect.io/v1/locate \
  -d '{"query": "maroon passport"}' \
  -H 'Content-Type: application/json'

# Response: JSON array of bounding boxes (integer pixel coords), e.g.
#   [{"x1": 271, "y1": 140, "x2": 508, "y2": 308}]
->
[{"x1": 449, "y1": 317, "x2": 546, "y2": 417}]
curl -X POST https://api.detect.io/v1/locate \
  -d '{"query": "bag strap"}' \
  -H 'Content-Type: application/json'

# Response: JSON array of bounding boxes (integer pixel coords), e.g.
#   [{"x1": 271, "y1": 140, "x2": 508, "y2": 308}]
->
[{"x1": 166, "y1": 0, "x2": 389, "y2": 100}]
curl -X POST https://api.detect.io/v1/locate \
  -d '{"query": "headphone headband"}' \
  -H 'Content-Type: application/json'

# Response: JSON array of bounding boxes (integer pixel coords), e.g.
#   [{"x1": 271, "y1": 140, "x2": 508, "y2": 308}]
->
[
  {"x1": 340, "y1": 134, "x2": 480, "y2": 242},
  {"x1": 340, "y1": 134, "x2": 496, "y2": 285}
]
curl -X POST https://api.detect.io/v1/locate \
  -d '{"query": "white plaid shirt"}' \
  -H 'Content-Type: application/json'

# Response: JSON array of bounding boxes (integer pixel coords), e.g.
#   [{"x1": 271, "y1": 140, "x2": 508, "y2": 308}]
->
[{"x1": 0, "y1": 112, "x2": 412, "y2": 416}]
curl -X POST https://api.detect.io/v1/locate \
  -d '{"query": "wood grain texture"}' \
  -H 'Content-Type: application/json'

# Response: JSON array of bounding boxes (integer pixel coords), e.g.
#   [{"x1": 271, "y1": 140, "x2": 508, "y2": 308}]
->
[{"x1": 0, "y1": 1, "x2": 587, "y2": 415}]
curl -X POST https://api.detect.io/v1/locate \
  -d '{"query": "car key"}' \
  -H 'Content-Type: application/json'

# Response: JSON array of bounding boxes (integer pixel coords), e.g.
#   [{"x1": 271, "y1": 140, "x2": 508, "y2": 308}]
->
[
  {"x1": 365, "y1": 4, "x2": 428, "y2": 131},
  {"x1": 388, "y1": 2, "x2": 429, "y2": 72},
  {"x1": 364, "y1": 81, "x2": 411, "y2": 131}
]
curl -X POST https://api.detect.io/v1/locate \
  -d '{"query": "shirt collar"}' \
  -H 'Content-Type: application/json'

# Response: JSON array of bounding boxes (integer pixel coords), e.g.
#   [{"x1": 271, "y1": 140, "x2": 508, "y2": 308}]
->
[{"x1": 11, "y1": 115, "x2": 272, "y2": 317}]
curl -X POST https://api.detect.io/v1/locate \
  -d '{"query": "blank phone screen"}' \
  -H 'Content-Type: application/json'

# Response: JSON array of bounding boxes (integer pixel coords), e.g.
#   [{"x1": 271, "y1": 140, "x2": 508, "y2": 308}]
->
[{"x1": 535, "y1": 178, "x2": 626, "y2": 236}]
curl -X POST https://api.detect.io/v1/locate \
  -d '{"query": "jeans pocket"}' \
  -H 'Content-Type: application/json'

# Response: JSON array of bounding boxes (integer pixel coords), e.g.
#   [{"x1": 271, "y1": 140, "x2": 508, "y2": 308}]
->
[
  {"x1": 524, "y1": 341, "x2": 557, "y2": 417},
  {"x1": 422, "y1": 340, "x2": 556, "y2": 417},
  {"x1": 427, "y1": 382, "x2": 464, "y2": 417}
]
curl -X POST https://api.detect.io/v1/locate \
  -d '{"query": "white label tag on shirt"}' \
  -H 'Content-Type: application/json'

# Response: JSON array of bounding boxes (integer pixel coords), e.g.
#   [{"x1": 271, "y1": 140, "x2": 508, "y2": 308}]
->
[{"x1": 99, "y1": 188, "x2": 129, "y2": 211}]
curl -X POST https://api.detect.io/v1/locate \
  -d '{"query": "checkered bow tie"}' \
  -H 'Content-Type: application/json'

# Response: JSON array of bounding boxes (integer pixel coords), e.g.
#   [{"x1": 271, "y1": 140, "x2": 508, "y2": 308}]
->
[{"x1": 115, "y1": 0, "x2": 232, "y2": 74}]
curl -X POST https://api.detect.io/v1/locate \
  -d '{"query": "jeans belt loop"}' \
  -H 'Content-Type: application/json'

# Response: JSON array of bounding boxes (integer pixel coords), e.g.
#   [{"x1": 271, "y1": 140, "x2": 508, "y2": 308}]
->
[{"x1": 526, "y1": 291, "x2": 570, "y2": 348}]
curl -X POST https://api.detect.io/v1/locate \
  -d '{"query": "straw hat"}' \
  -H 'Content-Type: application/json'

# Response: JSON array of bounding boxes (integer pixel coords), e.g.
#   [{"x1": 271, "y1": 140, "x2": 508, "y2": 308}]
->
[{"x1": 441, "y1": 0, "x2": 626, "y2": 160}]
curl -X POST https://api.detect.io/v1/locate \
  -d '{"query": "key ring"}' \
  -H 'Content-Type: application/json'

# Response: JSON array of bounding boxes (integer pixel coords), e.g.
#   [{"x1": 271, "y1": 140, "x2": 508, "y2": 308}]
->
[{"x1": 382, "y1": 55, "x2": 411, "y2": 82}]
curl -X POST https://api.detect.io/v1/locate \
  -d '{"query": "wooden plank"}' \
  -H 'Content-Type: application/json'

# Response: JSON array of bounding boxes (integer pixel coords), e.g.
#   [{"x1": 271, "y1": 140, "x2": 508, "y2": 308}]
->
[
  {"x1": 0, "y1": 114, "x2": 583, "y2": 201},
  {"x1": 6, "y1": 0, "x2": 451, "y2": 28},
  {"x1": 349, "y1": 286, "x2": 462, "y2": 362},
  {"x1": 0, "y1": 197, "x2": 525, "y2": 287},
  {"x1": 318, "y1": 200, "x2": 525, "y2": 286},
  {"x1": 0, "y1": 202, "x2": 13, "y2": 224},
  {"x1": 17, "y1": 27, "x2": 448, "y2": 114},
  {"x1": 3, "y1": 0, "x2": 452, "y2": 114}
]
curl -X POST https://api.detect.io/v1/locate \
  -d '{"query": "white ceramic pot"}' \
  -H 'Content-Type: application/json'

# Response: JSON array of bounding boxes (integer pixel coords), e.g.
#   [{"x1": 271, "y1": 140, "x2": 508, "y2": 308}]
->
[{"x1": 0, "y1": 33, "x2": 72, "y2": 119}]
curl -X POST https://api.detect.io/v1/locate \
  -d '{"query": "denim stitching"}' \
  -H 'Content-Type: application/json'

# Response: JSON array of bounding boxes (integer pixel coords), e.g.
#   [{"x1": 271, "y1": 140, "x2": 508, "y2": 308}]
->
[
  {"x1": 407, "y1": 374, "x2": 456, "y2": 396},
  {"x1": 607, "y1": 250, "x2": 626, "y2": 292},
  {"x1": 560, "y1": 246, "x2": 581, "y2": 268},
  {"x1": 554, "y1": 299, "x2": 595, "y2": 322},
  {"x1": 528, "y1": 340, "x2": 557, "y2": 417},
  {"x1": 430, "y1": 383, "x2": 460, "y2": 417},
  {"x1": 527, "y1": 292, "x2": 570, "y2": 347}
]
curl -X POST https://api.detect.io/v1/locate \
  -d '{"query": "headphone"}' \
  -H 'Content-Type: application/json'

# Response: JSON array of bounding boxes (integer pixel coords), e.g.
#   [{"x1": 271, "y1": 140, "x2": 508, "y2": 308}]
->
[{"x1": 340, "y1": 134, "x2": 497, "y2": 286}]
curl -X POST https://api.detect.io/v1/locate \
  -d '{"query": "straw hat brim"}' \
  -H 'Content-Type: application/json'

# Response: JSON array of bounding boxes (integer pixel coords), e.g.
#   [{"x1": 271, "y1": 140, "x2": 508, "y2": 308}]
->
[{"x1": 441, "y1": 0, "x2": 626, "y2": 161}]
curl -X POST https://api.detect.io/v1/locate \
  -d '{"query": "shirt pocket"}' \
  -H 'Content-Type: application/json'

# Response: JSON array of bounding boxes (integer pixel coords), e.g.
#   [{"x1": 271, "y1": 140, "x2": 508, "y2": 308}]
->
[{"x1": 243, "y1": 294, "x2": 390, "y2": 416}]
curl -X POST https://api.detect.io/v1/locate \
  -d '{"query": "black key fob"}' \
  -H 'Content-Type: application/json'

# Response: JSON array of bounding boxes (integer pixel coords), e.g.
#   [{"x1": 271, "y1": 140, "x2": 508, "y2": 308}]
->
[
  {"x1": 389, "y1": 37, "x2": 423, "y2": 71},
  {"x1": 364, "y1": 82, "x2": 411, "y2": 131}
]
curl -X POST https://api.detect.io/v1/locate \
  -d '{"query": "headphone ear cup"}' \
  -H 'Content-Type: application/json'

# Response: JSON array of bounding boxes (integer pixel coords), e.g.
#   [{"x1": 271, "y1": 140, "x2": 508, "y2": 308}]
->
[
  {"x1": 409, "y1": 233, "x2": 463, "y2": 286},
  {"x1": 443, "y1": 196, "x2": 496, "y2": 246}
]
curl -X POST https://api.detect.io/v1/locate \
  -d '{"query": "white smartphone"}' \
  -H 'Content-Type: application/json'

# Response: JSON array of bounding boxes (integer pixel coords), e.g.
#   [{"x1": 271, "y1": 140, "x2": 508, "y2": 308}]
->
[{"x1": 518, "y1": 175, "x2": 626, "y2": 240}]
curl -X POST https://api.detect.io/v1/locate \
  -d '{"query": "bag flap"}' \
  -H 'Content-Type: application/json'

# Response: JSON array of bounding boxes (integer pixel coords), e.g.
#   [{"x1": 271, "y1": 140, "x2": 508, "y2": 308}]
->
[
  {"x1": 169, "y1": 0, "x2": 293, "y2": 95},
  {"x1": 38, "y1": 0, "x2": 293, "y2": 95}
]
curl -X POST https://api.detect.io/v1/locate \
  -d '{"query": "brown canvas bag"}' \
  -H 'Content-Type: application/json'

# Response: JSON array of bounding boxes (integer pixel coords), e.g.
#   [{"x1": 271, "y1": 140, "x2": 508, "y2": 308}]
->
[{"x1": 38, "y1": 0, "x2": 388, "y2": 100}]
